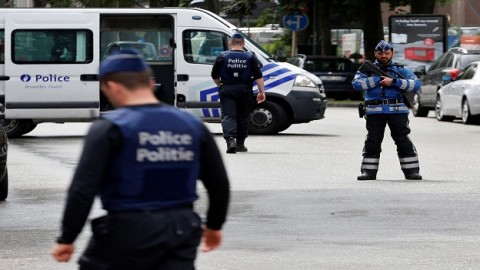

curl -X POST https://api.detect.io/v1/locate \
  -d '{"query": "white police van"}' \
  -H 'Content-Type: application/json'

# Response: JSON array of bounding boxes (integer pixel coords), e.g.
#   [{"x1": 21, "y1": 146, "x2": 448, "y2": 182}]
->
[{"x1": 0, "y1": 8, "x2": 327, "y2": 137}]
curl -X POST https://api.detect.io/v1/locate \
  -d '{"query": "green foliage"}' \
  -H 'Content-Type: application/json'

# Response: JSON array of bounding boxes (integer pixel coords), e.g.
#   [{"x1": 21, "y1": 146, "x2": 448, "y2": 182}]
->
[
  {"x1": 255, "y1": 8, "x2": 278, "y2": 27},
  {"x1": 276, "y1": 0, "x2": 308, "y2": 14},
  {"x1": 223, "y1": 0, "x2": 257, "y2": 17},
  {"x1": 261, "y1": 31, "x2": 291, "y2": 57},
  {"x1": 262, "y1": 39, "x2": 290, "y2": 57}
]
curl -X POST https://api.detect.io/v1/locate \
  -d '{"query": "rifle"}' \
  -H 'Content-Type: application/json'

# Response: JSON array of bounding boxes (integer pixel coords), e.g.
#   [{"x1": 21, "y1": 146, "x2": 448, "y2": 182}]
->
[{"x1": 358, "y1": 60, "x2": 393, "y2": 78}]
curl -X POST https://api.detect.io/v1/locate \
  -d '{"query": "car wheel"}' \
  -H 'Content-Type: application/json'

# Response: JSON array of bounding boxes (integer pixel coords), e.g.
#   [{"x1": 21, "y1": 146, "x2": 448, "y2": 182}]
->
[
  {"x1": 461, "y1": 99, "x2": 479, "y2": 124},
  {"x1": 0, "y1": 170, "x2": 8, "y2": 201},
  {"x1": 435, "y1": 95, "x2": 454, "y2": 122},
  {"x1": 412, "y1": 93, "x2": 429, "y2": 117},
  {"x1": 248, "y1": 101, "x2": 288, "y2": 135}
]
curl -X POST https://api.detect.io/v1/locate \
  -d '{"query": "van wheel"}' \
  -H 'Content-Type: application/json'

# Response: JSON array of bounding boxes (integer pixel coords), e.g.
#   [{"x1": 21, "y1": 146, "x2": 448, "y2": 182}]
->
[
  {"x1": 248, "y1": 101, "x2": 288, "y2": 135},
  {"x1": 0, "y1": 170, "x2": 8, "y2": 201},
  {"x1": 1, "y1": 119, "x2": 33, "y2": 138},
  {"x1": 412, "y1": 93, "x2": 429, "y2": 117}
]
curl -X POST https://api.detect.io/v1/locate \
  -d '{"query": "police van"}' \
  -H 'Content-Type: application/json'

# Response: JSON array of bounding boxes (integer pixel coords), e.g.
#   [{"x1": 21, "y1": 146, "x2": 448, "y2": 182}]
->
[{"x1": 0, "y1": 8, "x2": 327, "y2": 137}]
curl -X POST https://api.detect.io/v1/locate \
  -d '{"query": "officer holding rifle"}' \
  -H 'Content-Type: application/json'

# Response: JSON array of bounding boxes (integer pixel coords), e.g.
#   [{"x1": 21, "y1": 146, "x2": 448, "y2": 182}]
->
[{"x1": 352, "y1": 40, "x2": 422, "y2": 181}]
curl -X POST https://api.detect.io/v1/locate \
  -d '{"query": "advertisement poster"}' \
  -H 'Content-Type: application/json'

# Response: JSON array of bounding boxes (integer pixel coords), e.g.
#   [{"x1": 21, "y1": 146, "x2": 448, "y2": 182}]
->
[{"x1": 389, "y1": 15, "x2": 447, "y2": 70}]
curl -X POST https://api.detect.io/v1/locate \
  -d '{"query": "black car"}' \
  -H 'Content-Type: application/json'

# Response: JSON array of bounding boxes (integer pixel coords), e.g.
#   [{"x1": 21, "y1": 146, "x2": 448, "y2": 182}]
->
[
  {"x1": 413, "y1": 47, "x2": 480, "y2": 117},
  {"x1": 288, "y1": 55, "x2": 361, "y2": 100}
]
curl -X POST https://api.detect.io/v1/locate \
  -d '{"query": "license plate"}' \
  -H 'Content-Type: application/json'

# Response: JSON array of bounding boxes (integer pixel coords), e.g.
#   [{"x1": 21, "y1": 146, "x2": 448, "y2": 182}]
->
[{"x1": 320, "y1": 75, "x2": 345, "y2": 81}]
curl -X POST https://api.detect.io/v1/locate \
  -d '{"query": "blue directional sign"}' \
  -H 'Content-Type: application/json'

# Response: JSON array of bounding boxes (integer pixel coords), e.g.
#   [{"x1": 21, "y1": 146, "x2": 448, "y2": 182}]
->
[{"x1": 283, "y1": 14, "x2": 309, "y2": 32}]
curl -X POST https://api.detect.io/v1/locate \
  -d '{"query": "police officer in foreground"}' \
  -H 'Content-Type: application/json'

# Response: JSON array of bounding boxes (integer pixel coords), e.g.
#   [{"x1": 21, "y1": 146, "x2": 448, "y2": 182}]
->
[
  {"x1": 211, "y1": 33, "x2": 266, "y2": 154},
  {"x1": 51, "y1": 50, "x2": 230, "y2": 269},
  {"x1": 352, "y1": 40, "x2": 422, "y2": 181}
]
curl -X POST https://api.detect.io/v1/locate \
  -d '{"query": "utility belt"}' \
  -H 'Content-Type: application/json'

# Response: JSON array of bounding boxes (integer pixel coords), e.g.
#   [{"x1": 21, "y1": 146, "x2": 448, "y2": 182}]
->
[
  {"x1": 365, "y1": 98, "x2": 402, "y2": 105},
  {"x1": 359, "y1": 98, "x2": 404, "y2": 118},
  {"x1": 222, "y1": 81, "x2": 250, "y2": 85},
  {"x1": 108, "y1": 204, "x2": 193, "y2": 215}
]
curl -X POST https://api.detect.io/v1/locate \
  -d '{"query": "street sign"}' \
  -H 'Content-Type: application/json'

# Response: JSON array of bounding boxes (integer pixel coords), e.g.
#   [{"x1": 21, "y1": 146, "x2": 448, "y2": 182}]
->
[{"x1": 282, "y1": 14, "x2": 309, "y2": 32}]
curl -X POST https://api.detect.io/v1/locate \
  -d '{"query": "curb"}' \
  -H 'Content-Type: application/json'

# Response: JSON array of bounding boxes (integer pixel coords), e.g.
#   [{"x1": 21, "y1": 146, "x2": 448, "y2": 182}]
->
[{"x1": 327, "y1": 101, "x2": 360, "y2": 108}]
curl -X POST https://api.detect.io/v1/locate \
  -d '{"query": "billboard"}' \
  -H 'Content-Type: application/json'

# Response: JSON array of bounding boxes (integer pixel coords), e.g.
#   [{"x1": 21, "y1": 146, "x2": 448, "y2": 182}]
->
[{"x1": 389, "y1": 15, "x2": 447, "y2": 70}]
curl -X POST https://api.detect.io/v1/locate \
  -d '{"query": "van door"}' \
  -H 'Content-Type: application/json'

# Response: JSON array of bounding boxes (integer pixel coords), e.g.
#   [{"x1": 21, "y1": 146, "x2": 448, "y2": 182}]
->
[
  {"x1": 4, "y1": 12, "x2": 99, "y2": 121},
  {"x1": 100, "y1": 14, "x2": 175, "y2": 106},
  {"x1": 176, "y1": 28, "x2": 229, "y2": 119}
]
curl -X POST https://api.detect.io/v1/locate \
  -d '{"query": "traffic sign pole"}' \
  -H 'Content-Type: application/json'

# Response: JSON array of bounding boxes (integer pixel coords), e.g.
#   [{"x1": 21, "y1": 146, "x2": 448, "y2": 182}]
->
[{"x1": 291, "y1": 31, "x2": 297, "y2": 57}]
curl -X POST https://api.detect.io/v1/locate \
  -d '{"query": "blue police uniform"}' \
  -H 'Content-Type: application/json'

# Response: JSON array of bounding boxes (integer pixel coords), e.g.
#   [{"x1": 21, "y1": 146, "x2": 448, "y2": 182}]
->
[
  {"x1": 56, "y1": 50, "x2": 230, "y2": 270},
  {"x1": 211, "y1": 36, "x2": 263, "y2": 153},
  {"x1": 352, "y1": 40, "x2": 422, "y2": 180},
  {"x1": 101, "y1": 106, "x2": 202, "y2": 211}
]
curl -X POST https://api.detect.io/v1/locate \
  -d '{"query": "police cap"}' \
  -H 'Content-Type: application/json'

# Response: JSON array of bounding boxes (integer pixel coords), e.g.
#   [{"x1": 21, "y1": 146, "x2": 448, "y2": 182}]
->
[
  {"x1": 99, "y1": 49, "x2": 149, "y2": 79},
  {"x1": 374, "y1": 40, "x2": 393, "y2": 52}
]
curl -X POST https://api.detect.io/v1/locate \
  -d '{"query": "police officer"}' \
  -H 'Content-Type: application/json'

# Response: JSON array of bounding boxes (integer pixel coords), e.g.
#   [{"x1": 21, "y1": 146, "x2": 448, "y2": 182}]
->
[
  {"x1": 352, "y1": 40, "x2": 422, "y2": 181},
  {"x1": 211, "y1": 33, "x2": 266, "y2": 154},
  {"x1": 51, "y1": 50, "x2": 230, "y2": 269}
]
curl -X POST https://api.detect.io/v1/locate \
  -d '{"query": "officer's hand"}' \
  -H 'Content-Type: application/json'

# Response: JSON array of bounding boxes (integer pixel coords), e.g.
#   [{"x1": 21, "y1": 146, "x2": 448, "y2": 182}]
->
[
  {"x1": 51, "y1": 243, "x2": 75, "y2": 262},
  {"x1": 380, "y1": 76, "x2": 393, "y2": 87},
  {"x1": 201, "y1": 228, "x2": 222, "y2": 252},
  {"x1": 256, "y1": 92, "x2": 266, "y2": 104}
]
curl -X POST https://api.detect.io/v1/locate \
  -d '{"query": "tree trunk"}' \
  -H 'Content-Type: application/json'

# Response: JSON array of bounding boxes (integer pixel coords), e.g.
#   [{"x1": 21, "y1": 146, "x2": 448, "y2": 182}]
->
[
  {"x1": 410, "y1": 0, "x2": 436, "y2": 14},
  {"x1": 360, "y1": 0, "x2": 384, "y2": 61},
  {"x1": 318, "y1": 0, "x2": 333, "y2": 55}
]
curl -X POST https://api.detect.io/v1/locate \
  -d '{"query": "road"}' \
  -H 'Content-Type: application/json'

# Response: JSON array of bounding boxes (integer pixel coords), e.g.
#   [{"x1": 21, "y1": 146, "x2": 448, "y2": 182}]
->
[{"x1": 1, "y1": 107, "x2": 480, "y2": 270}]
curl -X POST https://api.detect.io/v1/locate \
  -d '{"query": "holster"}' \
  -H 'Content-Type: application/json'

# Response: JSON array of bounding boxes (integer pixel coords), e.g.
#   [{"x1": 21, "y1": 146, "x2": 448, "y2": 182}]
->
[
  {"x1": 358, "y1": 102, "x2": 365, "y2": 118},
  {"x1": 91, "y1": 215, "x2": 111, "y2": 238}
]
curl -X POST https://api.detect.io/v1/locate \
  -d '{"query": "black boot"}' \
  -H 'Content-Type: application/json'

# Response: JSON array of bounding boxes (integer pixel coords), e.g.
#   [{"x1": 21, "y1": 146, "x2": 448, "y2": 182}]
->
[
  {"x1": 236, "y1": 140, "x2": 248, "y2": 152},
  {"x1": 357, "y1": 170, "x2": 377, "y2": 181},
  {"x1": 226, "y1": 137, "x2": 236, "y2": 154},
  {"x1": 405, "y1": 172, "x2": 422, "y2": 180}
]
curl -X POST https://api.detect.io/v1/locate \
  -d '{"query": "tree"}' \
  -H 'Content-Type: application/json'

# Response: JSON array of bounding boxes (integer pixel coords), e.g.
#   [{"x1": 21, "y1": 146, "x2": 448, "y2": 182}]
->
[
  {"x1": 204, "y1": 0, "x2": 220, "y2": 14},
  {"x1": 222, "y1": 0, "x2": 258, "y2": 27}
]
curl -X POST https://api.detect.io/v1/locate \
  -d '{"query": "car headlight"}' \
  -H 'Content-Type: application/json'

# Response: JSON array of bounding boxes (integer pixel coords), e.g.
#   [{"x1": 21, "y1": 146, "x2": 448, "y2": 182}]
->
[{"x1": 293, "y1": 74, "x2": 317, "y2": 88}]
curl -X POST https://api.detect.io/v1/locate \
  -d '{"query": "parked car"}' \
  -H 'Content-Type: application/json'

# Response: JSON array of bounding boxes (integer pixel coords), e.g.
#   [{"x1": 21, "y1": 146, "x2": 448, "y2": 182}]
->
[
  {"x1": 103, "y1": 41, "x2": 158, "y2": 60},
  {"x1": 435, "y1": 61, "x2": 480, "y2": 124},
  {"x1": 288, "y1": 55, "x2": 361, "y2": 100},
  {"x1": 413, "y1": 47, "x2": 480, "y2": 117}
]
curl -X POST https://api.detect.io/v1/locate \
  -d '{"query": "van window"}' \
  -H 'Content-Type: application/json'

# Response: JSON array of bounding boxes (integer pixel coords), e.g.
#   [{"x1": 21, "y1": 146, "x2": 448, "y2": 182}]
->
[
  {"x1": 100, "y1": 15, "x2": 174, "y2": 62},
  {"x1": 183, "y1": 30, "x2": 228, "y2": 64},
  {"x1": 12, "y1": 29, "x2": 93, "y2": 64}
]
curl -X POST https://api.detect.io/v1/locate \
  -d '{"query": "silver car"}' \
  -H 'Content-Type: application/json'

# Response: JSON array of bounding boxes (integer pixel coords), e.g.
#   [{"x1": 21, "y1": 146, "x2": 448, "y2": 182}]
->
[{"x1": 435, "y1": 61, "x2": 480, "y2": 124}]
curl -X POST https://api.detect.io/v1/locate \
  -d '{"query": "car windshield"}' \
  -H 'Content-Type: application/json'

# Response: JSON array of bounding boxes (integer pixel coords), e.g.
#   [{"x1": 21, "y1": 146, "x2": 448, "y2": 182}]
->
[
  {"x1": 458, "y1": 54, "x2": 480, "y2": 69},
  {"x1": 303, "y1": 59, "x2": 355, "y2": 72}
]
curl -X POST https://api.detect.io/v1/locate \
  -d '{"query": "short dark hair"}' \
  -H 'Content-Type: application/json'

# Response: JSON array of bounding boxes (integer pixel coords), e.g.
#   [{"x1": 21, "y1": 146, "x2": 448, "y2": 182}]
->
[
  {"x1": 230, "y1": 34, "x2": 245, "y2": 46},
  {"x1": 100, "y1": 68, "x2": 152, "y2": 90}
]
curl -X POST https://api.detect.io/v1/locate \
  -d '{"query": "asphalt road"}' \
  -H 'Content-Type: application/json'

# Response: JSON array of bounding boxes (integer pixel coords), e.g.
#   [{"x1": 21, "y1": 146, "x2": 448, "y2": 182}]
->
[{"x1": 1, "y1": 107, "x2": 480, "y2": 270}]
